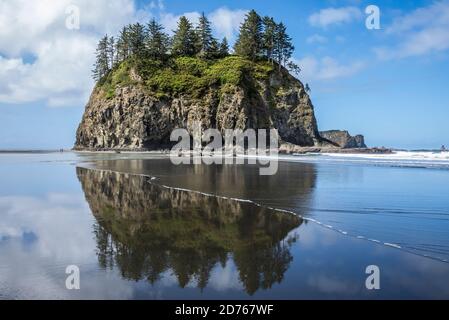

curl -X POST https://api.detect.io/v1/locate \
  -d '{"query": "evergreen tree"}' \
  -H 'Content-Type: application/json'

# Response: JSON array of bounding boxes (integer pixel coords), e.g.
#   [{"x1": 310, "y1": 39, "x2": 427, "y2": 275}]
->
[
  {"x1": 280, "y1": 24, "x2": 294, "y2": 67},
  {"x1": 305, "y1": 83, "x2": 311, "y2": 93},
  {"x1": 146, "y1": 18, "x2": 170, "y2": 60},
  {"x1": 128, "y1": 23, "x2": 146, "y2": 56},
  {"x1": 116, "y1": 26, "x2": 131, "y2": 62},
  {"x1": 195, "y1": 12, "x2": 215, "y2": 58},
  {"x1": 172, "y1": 16, "x2": 196, "y2": 56},
  {"x1": 91, "y1": 10, "x2": 298, "y2": 82},
  {"x1": 273, "y1": 22, "x2": 294, "y2": 70},
  {"x1": 262, "y1": 16, "x2": 276, "y2": 63},
  {"x1": 107, "y1": 36, "x2": 115, "y2": 68},
  {"x1": 208, "y1": 38, "x2": 220, "y2": 59},
  {"x1": 219, "y1": 37, "x2": 229, "y2": 58},
  {"x1": 287, "y1": 60, "x2": 301, "y2": 75},
  {"x1": 234, "y1": 10, "x2": 263, "y2": 60},
  {"x1": 92, "y1": 35, "x2": 110, "y2": 81}
]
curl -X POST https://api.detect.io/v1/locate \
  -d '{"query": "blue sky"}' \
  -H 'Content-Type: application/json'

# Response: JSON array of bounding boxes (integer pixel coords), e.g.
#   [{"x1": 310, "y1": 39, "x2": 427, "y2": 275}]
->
[{"x1": 1, "y1": 0, "x2": 448, "y2": 149}]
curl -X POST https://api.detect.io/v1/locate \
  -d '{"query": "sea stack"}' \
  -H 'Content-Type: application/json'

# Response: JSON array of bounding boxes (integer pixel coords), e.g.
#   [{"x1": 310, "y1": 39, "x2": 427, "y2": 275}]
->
[
  {"x1": 74, "y1": 56, "x2": 323, "y2": 151},
  {"x1": 320, "y1": 130, "x2": 367, "y2": 149}
]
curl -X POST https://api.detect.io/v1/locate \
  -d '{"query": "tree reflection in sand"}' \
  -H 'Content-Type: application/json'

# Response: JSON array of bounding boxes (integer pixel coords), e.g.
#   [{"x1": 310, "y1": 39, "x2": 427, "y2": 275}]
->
[{"x1": 77, "y1": 167, "x2": 302, "y2": 295}]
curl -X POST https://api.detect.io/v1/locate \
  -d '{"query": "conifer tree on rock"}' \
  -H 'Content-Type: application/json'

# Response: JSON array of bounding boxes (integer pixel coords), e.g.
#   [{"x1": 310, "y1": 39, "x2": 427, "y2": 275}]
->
[
  {"x1": 128, "y1": 23, "x2": 147, "y2": 57},
  {"x1": 116, "y1": 26, "x2": 130, "y2": 63},
  {"x1": 172, "y1": 16, "x2": 197, "y2": 57},
  {"x1": 234, "y1": 10, "x2": 263, "y2": 60},
  {"x1": 219, "y1": 37, "x2": 229, "y2": 58},
  {"x1": 92, "y1": 35, "x2": 110, "y2": 81},
  {"x1": 146, "y1": 18, "x2": 170, "y2": 61},
  {"x1": 107, "y1": 36, "x2": 115, "y2": 68},
  {"x1": 195, "y1": 12, "x2": 215, "y2": 58},
  {"x1": 262, "y1": 16, "x2": 276, "y2": 63},
  {"x1": 274, "y1": 22, "x2": 294, "y2": 70}
]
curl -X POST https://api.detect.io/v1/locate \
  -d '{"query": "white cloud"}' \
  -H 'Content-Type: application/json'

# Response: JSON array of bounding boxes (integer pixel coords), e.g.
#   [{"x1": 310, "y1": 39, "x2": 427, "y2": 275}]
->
[
  {"x1": 0, "y1": 193, "x2": 136, "y2": 299},
  {"x1": 296, "y1": 56, "x2": 365, "y2": 82},
  {"x1": 0, "y1": 36, "x2": 96, "y2": 106},
  {"x1": 160, "y1": 7, "x2": 247, "y2": 44},
  {"x1": 159, "y1": 11, "x2": 202, "y2": 34},
  {"x1": 306, "y1": 34, "x2": 328, "y2": 44},
  {"x1": 0, "y1": 0, "x2": 141, "y2": 57},
  {"x1": 208, "y1": 7, "x2": 248, "y2": 42},
  {"x1": 149, "y1": 0, "x2": 164, "y2": 11},
  {"x1": 309, "y1": 6, "x2": 362, "y2": 28},
  {"x1": 386, "y1": 0, "x2": 449, "y2": 34},
  {"x1": 0, "y1": 0, "x2": 247, "y2": 107},
  {"x1": 375, "y1": 0, "x2": 449, "y2": 59},
  {"x1": 0, "y1": 0, "x2": 147, "y2": 107}
]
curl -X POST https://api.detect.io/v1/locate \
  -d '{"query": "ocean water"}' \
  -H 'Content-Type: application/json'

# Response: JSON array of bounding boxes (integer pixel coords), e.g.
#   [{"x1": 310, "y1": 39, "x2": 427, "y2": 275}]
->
[{"x1": 0, "y1": 151, "x2": 449, "y2": 299}]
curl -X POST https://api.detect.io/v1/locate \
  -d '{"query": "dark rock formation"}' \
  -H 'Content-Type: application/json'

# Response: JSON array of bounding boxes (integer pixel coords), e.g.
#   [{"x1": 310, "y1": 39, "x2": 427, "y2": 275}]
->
[
  {"x1": 74, "y1": 57, "x2": 323, "y2": 150},
  {"x1": 320, "y1": 130, "x2": 367, "y2": 149}
]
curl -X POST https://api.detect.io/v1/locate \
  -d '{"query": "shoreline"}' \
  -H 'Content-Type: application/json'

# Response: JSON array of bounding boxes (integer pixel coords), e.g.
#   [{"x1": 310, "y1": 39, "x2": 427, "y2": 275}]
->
[{"x1": 71, "y1": 145, "x2": 394, "y2": 155}]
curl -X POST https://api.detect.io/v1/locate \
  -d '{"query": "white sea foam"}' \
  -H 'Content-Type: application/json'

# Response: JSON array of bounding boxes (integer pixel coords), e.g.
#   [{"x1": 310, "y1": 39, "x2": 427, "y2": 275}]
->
[
  {"x1": 283, "y1": 151, "x2": 449, "y2": 169},
  {"x1": 234, "y1": 151, "x2": 449, "y2": 169},
  {"x1": 318, "y1": 151, "x2": 449, "y2": 166},
  {"x1": 325, "y1": 151, "x2": 449, "y2": 161},
  {"x1": 384, "y1": 242, "x2": 402, "y2": 249}
]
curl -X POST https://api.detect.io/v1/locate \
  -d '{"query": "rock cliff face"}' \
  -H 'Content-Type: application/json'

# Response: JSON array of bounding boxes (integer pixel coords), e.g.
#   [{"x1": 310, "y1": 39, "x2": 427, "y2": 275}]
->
[
  {"x1": 320, "y1": 130, "x2": 367, "y2": 149},
  {"x1": 74, "y1": 57, "x2": 323, "y2": 150}
]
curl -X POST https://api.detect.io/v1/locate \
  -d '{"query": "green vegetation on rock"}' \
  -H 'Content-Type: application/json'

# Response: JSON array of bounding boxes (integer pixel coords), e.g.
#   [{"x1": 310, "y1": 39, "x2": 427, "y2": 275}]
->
[
  {"x1": 98, "y1": 55, "x2": 275, "y2": 99},
  {"x1": 98, "y1": 59, "x2": 134, "y2": 99},
  {"x1": 92, "y1": 8, "x2": 299, "y2": 92}
]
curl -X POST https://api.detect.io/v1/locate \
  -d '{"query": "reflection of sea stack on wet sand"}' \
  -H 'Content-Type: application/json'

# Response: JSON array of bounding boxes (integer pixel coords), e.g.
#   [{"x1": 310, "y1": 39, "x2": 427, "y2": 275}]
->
[
  {"x1": 76, "y1": 167, "x2": 302, "y2": 294},
  {"x1": 89, "y1": 158, "x2": 318, "y2": 207}
]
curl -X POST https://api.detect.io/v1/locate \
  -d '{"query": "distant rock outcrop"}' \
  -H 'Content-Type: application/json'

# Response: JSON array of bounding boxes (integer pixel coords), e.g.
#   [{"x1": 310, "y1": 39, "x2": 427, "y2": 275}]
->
[{"x1": 320, "y1": 130, "x2": 367, "y2": 149}]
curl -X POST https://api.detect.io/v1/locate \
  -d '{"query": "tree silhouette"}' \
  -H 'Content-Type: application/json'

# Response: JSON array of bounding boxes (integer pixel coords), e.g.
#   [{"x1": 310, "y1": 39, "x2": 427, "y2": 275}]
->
[{"x1": 305, "y1": 83, "x2": 311, "y2": 93}]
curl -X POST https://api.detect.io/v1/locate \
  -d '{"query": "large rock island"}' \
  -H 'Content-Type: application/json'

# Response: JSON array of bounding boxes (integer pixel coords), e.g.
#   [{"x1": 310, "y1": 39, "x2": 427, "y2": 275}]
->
[
  {"x1": 74, "y1": 55, "x2": 384, "y2": 154},
  {"x1": 74, "y1": 56, "x2": 326, "y2": 151},
  {"x1": 73, "y1": 9, "x2": 384, "y2": 153}
]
